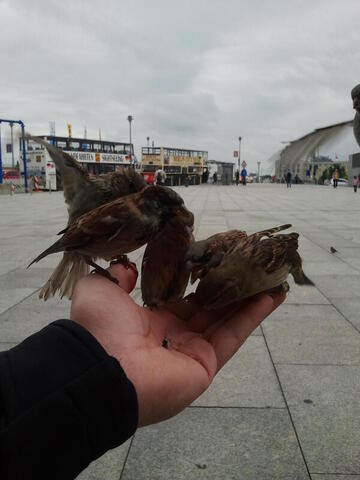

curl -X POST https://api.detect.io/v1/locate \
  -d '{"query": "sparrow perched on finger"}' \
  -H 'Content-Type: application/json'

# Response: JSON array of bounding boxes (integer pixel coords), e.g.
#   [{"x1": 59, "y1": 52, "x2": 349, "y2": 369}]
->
[
  {"x1": 191, "y1": 225, "x2": 314, "y2": 310},
  {"x1": 141, "y1": 207, "x2": 194, "y2": 307},
  {"x1": 29, "y1": 186, "x2": 188, "y2": 296},
  {"x1": 186, "y1": 224, "x2": 292, "y2": 283},
  {"x1": 26, "y1": 134, "x2": 146, "y2": 300}
]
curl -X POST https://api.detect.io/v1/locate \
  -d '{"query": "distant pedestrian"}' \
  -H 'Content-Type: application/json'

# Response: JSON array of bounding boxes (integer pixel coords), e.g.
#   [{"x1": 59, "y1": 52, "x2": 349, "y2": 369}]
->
[
  {"x1": 155, "y1": 169, "x2": 166, "y2": 186},
  {"x1": 353, "y1": 175, "x2": 359, "y2": 192},
  {"x1": 213, "y1": 172, "x2": 217, "y2": 184},
  {"x1": 333, "y1": 169, "x2": 339, "y2": 188},
  {"x1": 235, "y1": 170, "x2": 240, "y2": 186},
  {"x1": 241, "y1": 168, "x2": 247, "y2": 186},
  {"x1": 285, "y1": 171, "x2": 292, "y2": 188},
  {"x1": 294, "y1": 174, "x2": 299, "y2": 184}
]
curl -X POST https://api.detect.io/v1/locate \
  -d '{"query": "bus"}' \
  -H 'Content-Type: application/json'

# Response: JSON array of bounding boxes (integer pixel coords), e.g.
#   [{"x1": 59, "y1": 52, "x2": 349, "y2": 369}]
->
[
  {"x1": 22, "y1": 135, "x2": 135, "y2": 190},
  {"x1": 141, "y1": 146, "x2": 208, "y2": 186}
]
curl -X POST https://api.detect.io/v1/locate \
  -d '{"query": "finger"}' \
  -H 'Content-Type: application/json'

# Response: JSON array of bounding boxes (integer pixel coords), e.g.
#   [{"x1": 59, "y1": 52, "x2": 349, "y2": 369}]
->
[
  {"x1": 207, "y1": 291, "x2": 285, "y2": 373},
  {"x1": 160, "y1": 293, "x2": 201, "y2": 320},
  {"x1": 105, "y1": 263, "x2": 138, "y2": 293},
  {"x1": 186, "y1": 298, "x2": 245, "y2": 333}
]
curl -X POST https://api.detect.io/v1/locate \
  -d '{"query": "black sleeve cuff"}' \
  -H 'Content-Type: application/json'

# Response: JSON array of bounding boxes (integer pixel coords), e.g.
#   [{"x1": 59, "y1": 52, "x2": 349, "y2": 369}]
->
[{"x1": 0, "y1": 319, "x2": 138, "y2": 480}]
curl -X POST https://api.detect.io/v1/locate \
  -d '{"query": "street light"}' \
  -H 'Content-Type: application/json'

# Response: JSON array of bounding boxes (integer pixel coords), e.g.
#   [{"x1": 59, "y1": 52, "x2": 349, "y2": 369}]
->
[
  {"x1": 146, "y1": 136, "x2": 150, "y2": 147},
  {"x1": 238, "y1": 136, "x2": 242, "y2": 172},
  {"x1": 127, "y1": 115, "x2": 133, "y2": 167}
]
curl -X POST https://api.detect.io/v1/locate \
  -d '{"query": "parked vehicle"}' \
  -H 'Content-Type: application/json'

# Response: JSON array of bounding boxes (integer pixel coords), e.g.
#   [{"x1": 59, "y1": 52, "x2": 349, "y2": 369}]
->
[{"x1": 330, "y1": 178, "x2": 348, "y2": 186}]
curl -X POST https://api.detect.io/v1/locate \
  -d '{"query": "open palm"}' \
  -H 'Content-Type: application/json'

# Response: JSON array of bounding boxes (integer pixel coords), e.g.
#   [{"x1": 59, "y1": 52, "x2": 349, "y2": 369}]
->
[{"x1": 70, "y1": 263, "x2": 285, "y2": 427}]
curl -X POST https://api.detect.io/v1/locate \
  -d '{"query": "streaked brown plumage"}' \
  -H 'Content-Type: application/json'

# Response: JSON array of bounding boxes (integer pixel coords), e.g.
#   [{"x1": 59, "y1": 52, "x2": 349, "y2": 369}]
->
[
  {"x1": 192, "y1": 225, "x2": 313, "y2": 310},
  {"x1": 29, "y1": 186, "x2": 188, "y2": 296},
  {"x1": 141, "y1": 208, "x2": 194, "y2": 307},
  {"x1": 26, "y1": 134, "x2": 147, "y2": 299},
  {"x1": 186, "y1": 224, "x2": 292, "y2": 284},
  {"x1": 351, "y1": 84, "x2": 360, "y2": 147}
]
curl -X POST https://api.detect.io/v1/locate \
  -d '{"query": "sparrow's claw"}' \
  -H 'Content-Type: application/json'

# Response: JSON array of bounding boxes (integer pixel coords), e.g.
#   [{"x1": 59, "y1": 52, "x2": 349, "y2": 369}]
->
[
  {"x1": 88, "y1": 259, "x2": 120, "y2": 286},
  {"x1": 111, "y1": 255, "x2": 138, "y2": 275}
]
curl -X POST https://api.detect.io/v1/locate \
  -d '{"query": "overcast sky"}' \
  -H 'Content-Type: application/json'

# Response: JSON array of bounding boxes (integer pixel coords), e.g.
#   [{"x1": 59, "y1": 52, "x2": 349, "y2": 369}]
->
[{"x1": 1, "y1": 0, "x2": 359, "y2": 172}]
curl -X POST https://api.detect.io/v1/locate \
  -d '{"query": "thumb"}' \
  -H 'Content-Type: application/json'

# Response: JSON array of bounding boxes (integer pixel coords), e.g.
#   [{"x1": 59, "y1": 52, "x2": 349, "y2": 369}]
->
[{"x1": 106, "y1": 260, "x2": 138, "y2": 293}]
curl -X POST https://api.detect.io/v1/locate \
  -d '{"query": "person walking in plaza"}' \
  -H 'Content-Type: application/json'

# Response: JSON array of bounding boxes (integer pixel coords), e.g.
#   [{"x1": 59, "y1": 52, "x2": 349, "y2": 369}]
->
[
  {"x1": 241, "y1": 168, "x2": 247, "y2": 186},
  {"x1": 155, "y1": 168, "x2": 166, "y2": 186},
  {"x1": 333, "y1": 168, "x2": 339, "y2": 188},
  {"x1": 213, "y1": 171, "x2": 217, "y2": 184},
  {"x1": 285, "y1": 171, "x2": 292, "y2": 188},
  {"x1": 235, "y1": 169, "x2": 240, "y2": 186},
  {"x1": 353, "y1": 175, "x2": 359, "y2": 192}
]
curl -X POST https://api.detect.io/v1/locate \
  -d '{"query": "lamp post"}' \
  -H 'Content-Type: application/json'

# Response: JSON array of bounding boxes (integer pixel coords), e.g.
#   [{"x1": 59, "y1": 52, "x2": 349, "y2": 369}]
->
[
  {"x1": 257, "y1": 161, "x2": 261, "y2": 183},
  {"x1": 238, "y1": 136, "x2": 242, "y2": 172},
  {"x1": 127, "y1": 115, "x2": 133, "y2": 167}
]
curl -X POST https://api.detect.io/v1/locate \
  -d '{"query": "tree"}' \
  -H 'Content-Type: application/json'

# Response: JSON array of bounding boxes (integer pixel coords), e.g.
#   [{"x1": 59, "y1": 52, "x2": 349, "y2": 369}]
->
[{"x1": 320, "y1": 163, "x2": 347, "y2": 183}]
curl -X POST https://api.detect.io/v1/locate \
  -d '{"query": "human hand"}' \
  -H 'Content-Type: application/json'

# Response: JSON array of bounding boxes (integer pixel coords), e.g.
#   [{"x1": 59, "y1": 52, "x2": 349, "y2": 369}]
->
[{"x1": 70, "y1": 263, "x2": 285, "y2": 427}]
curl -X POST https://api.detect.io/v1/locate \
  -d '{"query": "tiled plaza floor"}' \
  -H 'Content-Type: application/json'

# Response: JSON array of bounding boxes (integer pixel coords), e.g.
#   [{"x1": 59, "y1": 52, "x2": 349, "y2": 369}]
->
[{"x1": 1, "y1": 183, "x2": 360, "y2": 479}]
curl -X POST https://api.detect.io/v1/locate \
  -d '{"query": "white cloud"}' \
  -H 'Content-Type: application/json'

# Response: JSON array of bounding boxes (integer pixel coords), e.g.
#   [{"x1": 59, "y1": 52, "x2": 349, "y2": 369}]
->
[{"x1": 0, "y1": 0, "x2": 359, "y2": 171}]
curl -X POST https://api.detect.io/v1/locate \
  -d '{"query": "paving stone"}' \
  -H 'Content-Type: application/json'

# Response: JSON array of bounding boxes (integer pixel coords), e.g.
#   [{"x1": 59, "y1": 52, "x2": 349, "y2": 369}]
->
[
  {"x1": 277, "y1": 365, "x2": 360, "y2": 474},
  {"x1": 193, "y1": 336, "x2": 284, "y2": 408},
  {"x1": 330, "y1": 297, "x2": 360, "y2": 331},
  {"x1": 76, "y1": 440, "x2": 131, "y2": 480},
  {"x1": 122, "y1": 408, "x2": 309, "y2": 480},
  {"x1": 285, "y1": 279, "x2": 329, "y2": 305},
  {"x1": 312, "y1": 476, "x2": 360, "y2": 480},
  {"x1": 0, "y1": 291, "x2": 70, "y2": 342},
  {"x1": 0, "y1": 342, "x2": 17, "y2": 352},
  {"x1": 311, "y1": 275, "x2": 360, "y2": 299},
  {"x1": 263, "y1": 304, "x2": 360, "y2": 365},
  {"x1": 301, "y1": 261, "x2": 360, "y2": 276}
]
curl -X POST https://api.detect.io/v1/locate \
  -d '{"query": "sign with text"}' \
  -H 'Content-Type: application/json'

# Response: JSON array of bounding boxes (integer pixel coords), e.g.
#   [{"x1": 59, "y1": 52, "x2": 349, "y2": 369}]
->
[{"x1": 65, "y1": 151, "x2": 130, "y2": 164}]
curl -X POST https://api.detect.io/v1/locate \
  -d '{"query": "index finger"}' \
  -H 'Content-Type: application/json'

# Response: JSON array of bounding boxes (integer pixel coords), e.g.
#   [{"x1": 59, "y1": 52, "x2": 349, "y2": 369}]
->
[{"x1": 206, "y1": 291, "x2": 285, "y2": 373}]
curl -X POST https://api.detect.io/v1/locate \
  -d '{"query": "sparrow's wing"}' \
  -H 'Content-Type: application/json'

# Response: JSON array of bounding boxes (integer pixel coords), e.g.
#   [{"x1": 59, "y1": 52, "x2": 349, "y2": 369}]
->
[
  {"x1": 141, "y1": 223, "x2": 193, "y2": 306},
  {"x1": 25, "y1": 134, "x2": 90, "y2": 206}
]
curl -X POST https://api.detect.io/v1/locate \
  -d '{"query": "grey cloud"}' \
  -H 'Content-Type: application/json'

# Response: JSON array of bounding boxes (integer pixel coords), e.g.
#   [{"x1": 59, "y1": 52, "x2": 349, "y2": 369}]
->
[{"x1": 1, "y1": 0, "x2": 359, "y2": 171}]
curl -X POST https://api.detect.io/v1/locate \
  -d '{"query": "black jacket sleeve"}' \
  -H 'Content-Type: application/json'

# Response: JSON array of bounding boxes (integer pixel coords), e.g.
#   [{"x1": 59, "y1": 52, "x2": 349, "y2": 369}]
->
[{"x1": 0, "y1": 319, "x2": 138, "y2": 480}]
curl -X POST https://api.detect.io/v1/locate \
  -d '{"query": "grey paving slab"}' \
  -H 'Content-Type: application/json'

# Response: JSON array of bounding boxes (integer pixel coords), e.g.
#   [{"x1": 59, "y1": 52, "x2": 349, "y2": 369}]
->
[
  {"x1": 193, "y1": 336, "x2": 284, "y2": 408},
  {"x1": 0, "y1": 291, "x2": 70, "y2": 342},
  {"x1": 312, "y1": 476, "x2": 360, "y2": 480},
  {"x1": 0, "y1": 342, "x2": 16, "y2": 352},
  {"x1": 311, "y1": 275, "x2": 360, "y2": 299},
  {"x1": 277, "y1": 365, "x2": 360, "y2": 474},
  {"x1": 76, "y1": 440, "x2": 131, "y2": 480},
  {"x1": 330, "y1": 297, "x2": 360, "y2": 331},
  {"x1": 263, "y1": 304, "x2": 360, "y2": 365},
  {"x1": 122, "y1": 408, "x2": 309, "y2": 480},
  {"x1": 2, "y1": 184, "x2": 360, "y2": 479},
  {"x1": 302, "y1": 261, "x2": 360, "y2": 276},
  {"x1": 285, "y1": 279, "x2": 330, "y2": 305}
]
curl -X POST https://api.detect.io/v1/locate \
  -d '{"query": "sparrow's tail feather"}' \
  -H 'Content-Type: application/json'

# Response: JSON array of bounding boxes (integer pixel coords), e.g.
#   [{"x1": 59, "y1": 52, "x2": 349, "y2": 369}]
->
[
  {"x1": 255, "y1": 224, "x2": 292, "y2": 237},
  {"x1": 291, "y1": 267, "x2": 315, "y2": 286},
  {"x1": 28, "y1": 239, "x2": 64, "y2": 268},
  {"x1": 39, "y1": 253, "x2": 89, "y2": 300}
]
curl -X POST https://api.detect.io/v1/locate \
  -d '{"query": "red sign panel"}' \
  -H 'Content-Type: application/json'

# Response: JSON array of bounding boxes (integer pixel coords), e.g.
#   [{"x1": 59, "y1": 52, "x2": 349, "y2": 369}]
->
[{"x1": 233, "y1": 151, "x2": 238, "y2": 157}]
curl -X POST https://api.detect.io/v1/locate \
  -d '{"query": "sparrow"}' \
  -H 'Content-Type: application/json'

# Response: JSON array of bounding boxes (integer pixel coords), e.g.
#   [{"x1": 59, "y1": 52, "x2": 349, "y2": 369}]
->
[
  {"x1": 26, "y1": 134, "x2": 146, "y2": 222},
  {"x1": 141, "y1": 207, "x2": 194, "y2": 307},
  {"x1": 330, "y1": 246, "x2": 338, "y2": 254},
  {"x1": 187, "y1": 224, "x2": 292, "y2": 283},
  {"x1": 29, "y1": 186, "x2": 188, "y2": 297},
  {"x1": 191, "y1": 225, "x2": 314, "y2": 310},
  {"x1": 351, "y1": 83, "x2": 360, "y2": 147},
  {"x1": 26, "y1": 135, "x2": 147, "y2": 299}
]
